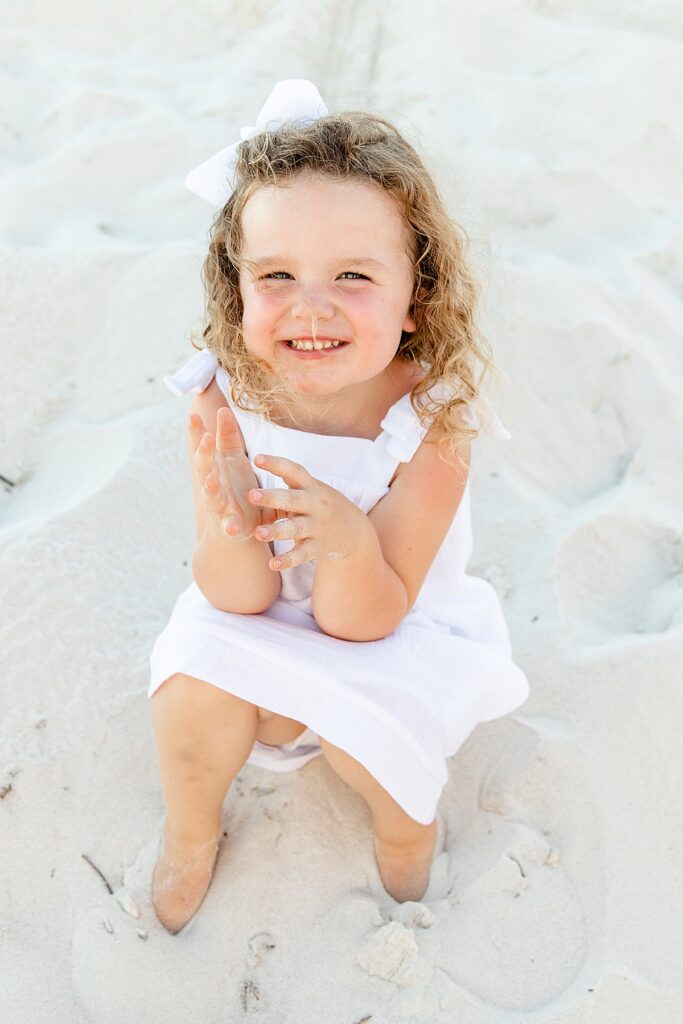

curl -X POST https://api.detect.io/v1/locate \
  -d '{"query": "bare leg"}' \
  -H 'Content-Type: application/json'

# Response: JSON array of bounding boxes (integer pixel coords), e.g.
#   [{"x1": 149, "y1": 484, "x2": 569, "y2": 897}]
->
[
  {"x1": 318, "y1": 737, "x2": 438, "y2": 903},
  {"x1": 150, "y1": 672, "x2": 259, "y2": 934},
  {"x1": 254, "y1": 706, "x2": 308, "y2": 746}
]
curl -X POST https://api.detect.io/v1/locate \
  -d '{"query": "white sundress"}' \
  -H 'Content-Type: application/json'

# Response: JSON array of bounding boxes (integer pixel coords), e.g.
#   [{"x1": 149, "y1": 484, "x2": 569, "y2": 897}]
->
[{"x1": 148, "y1": 348, "x2": 530, "y2": 825}]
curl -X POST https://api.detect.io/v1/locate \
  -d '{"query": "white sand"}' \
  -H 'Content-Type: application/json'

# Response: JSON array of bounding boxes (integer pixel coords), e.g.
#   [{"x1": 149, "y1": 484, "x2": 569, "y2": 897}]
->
[{"x1": 2, "y1": 3, "x2": 682, "y2": 1021}]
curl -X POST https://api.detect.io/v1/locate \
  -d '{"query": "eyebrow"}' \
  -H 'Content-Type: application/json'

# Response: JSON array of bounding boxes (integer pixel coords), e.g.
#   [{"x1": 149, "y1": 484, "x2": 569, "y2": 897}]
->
[{"x1": 245, "y1": 255, "x2": 387, "y2": 270}]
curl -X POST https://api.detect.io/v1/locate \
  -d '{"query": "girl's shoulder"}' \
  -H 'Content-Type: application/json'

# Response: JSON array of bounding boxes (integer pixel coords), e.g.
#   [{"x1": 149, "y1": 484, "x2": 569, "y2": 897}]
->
[{"x1": 189, "y1": 374, "x2": 227, "y2": 412}]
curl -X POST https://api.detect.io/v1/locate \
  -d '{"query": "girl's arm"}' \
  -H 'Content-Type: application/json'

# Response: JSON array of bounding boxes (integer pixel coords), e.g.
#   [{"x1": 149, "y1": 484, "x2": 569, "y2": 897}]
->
[
  {"x1": 312, "y1": 436, "x2": 471, "y2": 640},
  {"x1": 192, "y1": 515, "x2": 281, "y2": 614},
  {"x1": 311, "y1": 519, "x2": 408, "y2": 642}
]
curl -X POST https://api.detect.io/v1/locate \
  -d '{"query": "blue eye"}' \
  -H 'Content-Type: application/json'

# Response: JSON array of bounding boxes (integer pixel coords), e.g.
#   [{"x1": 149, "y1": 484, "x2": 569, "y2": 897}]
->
[{"x1": 261, "y1": 271, "x2": 368, "y2": 281}]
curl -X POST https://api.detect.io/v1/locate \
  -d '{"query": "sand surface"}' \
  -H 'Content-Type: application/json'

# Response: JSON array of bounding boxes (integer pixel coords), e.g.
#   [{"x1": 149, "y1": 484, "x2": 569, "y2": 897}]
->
[{"x1": 1, "y1": 2, "x2": 682, "y2": 1021}]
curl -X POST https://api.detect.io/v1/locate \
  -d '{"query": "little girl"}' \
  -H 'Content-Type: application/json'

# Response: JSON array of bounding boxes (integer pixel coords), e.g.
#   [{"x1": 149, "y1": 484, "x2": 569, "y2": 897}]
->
[{"x1": 148, "y1": 80, "x2": 530, "y2": 935}]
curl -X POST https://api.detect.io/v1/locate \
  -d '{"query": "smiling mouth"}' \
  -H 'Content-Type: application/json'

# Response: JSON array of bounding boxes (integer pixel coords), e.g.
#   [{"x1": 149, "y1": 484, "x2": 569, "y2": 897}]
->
[{"x1": 281, "y1": 340, "x2": 349, "y2": 356}]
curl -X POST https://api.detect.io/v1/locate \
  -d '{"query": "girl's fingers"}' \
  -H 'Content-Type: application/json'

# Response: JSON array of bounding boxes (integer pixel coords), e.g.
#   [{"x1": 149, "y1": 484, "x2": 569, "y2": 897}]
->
[
  {"x1": 221, "y1": 513, "x2": 243, "y2": 537},
  {"x1": 202, "y1": 474, "x2": 228, "y2": 513},
  {"x1": 203, "y1": 474, "x2": 218, "y2": 499},
  {"x1": 191, "y1": 411, "x2": 275, "y2": 532},
  {"x1": 188, "y1": 413, "x2": 206, "y2": 452},
  {"x1": 256, "y1": 514, "x2": 306, "y2": 542},
  {"x1": 258, "y1": 506, "x2": 285, "y2": 529},
  {"x1": 273, "y1": 507, "x2": 291, "y2": 526},
  {"x1": 190, "y1": 414, "x2": 216, "y2": 486},
  {"x1": 216, "y1": 406, "x2": 246, "y2": 455},
  {"x1": 194, "y1": 431, "x2": 216, "y2": 483},
  {"x1": 204, "y1": 477, "x2": 244, "y2": 536}
]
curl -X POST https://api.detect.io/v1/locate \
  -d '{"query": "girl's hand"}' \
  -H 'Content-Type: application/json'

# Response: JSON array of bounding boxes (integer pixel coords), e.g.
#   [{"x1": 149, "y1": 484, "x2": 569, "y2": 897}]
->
[
  {"x1": 189, "y1": 409, "x2": 283, "y2": 541},
  {"x1": 247, "y1": 453, "x2": 369, "y2": 571}
]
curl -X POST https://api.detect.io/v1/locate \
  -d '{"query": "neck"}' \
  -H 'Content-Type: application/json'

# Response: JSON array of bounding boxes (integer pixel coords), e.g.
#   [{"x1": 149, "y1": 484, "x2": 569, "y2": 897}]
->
[{"x1": 267, "y1": 357, "x2": 423, "y2": 437}]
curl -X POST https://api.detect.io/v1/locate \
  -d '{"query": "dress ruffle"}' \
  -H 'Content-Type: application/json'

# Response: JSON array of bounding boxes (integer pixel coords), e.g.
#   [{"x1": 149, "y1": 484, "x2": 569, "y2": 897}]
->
[{"x1": 163, "y1": 347, "x2": 218, "y2": 395}]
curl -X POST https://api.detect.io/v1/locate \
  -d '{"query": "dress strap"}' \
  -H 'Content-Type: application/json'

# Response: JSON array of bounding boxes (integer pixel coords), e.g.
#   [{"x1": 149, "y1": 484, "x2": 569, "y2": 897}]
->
[
  {"x1": 378, "y1": 382, "x2": 511, "y2": 463},
  {"x1": 163, "y1": 348, "x2": 219, "y2": 396},
  {"x1": 419, "y1": 379, "x2": 513, "y2": 440},
  {"x1": 378, "y1": 398, "x2": 427, "y2": 462}
]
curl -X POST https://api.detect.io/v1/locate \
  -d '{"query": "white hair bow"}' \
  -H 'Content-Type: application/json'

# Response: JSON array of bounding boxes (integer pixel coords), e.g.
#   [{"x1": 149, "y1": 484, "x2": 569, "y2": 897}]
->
[{"x1": 185, "y1": 79, "x2": 329, "y2": 208}]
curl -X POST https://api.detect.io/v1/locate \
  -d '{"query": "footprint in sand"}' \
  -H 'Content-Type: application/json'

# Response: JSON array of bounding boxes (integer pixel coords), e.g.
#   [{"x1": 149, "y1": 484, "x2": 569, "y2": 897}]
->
[
  {"x1": 70, "y1": 836, "x2": 228, "y2": 1024},
  {"x1": 354, "y1": 717, "x2": 595, "y2": 1009},
  {"x1": 555, "y1": 513, "x2": 683, "y2": 642},
  {"x1": 503, "y1": 320, "x2": 679, "y2": 507},
  {"x1": 501, "y1": 321, "x2": 639, "y2": 505}
]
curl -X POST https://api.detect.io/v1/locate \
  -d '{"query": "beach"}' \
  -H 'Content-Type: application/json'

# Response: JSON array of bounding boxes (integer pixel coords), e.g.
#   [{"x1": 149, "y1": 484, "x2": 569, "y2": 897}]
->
[{"x1": 1, "y1": 2, "x2": 682, "y2": 1020}]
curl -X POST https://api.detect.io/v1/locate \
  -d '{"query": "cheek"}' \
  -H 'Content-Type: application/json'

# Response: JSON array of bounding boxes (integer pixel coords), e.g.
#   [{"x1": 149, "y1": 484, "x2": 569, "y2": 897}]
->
[
  {"x1": 241, "y1": 293, "x2": 284, "y2": 334},
  {"x1": 344, "y1": 291, "x2": 382, "y2": 319},
  {"x1": 350, "y1": 292, "x2": 400, "y2": 330}
]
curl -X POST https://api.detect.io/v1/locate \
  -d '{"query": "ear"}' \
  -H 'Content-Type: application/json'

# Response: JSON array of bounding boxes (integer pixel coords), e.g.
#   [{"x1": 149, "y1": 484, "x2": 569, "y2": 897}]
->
[
  {"x1": 403, "y1": 307, "x2": 417, "y2": 333},
  {"x1": 403, "y1": 286, "x2": 427, "y2": 333}
]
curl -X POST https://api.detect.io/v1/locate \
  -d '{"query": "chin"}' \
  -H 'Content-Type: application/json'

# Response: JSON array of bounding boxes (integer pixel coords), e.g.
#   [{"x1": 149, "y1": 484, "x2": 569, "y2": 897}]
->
[{"x1": 285, "y1": 378, "x2": 339, "y2": 395}]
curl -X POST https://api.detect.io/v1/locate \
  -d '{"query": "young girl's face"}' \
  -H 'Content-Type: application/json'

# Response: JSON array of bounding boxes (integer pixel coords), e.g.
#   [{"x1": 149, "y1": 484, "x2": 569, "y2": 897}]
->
[{"x1": 238, "y1": 174, "x2": 417, "y2": 399}]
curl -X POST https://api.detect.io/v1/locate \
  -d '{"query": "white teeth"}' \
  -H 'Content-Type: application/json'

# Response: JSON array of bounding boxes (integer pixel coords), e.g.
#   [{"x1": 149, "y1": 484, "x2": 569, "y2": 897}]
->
[{"x1": 288, "y1": 339, "x2": 343, "y2": 351}]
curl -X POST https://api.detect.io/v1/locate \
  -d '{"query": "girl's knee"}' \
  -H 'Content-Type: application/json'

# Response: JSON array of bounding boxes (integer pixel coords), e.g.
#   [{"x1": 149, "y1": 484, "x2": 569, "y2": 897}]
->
[
  {"x1": 151, "y1": 674, "x2": 259, "y2": 733},
  {"x1": 318, "y1": 736, "x2": 386, "y2": 797},
  {"x1": 151, "y1": 674, "x2": 259, "y2": 758}
]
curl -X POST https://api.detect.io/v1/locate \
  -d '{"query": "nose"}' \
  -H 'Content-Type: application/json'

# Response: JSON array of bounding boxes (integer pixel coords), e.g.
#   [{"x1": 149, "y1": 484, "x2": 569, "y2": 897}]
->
[{"x1": 289, "y1": 284, "x2": 336, "y2": 327}]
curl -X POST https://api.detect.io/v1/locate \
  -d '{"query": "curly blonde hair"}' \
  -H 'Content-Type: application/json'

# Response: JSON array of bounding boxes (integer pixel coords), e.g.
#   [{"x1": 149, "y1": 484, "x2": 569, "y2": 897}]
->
[{"x1": 190, "y1": 110, "x2": 499, "y2": 469}]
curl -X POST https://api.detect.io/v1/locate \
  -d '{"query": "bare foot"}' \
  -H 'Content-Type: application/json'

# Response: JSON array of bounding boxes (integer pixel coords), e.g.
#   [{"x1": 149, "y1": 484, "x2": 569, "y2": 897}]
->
[
  {"x1": 373, "y1": 818, "x2": 439, "y2": 903},
  {"x1": 151, "y1": 824, "x2": 221, "y2": 934}
]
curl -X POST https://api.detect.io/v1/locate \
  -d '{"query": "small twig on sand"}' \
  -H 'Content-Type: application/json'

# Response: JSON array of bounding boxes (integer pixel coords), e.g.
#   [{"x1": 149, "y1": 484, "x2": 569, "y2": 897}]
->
[
  {"x1": 81, "y1": 853, "x2": 114, "y2": 894},
  {"x1": 0, "y1": 473, "x2": 15, "y2": 488}
]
